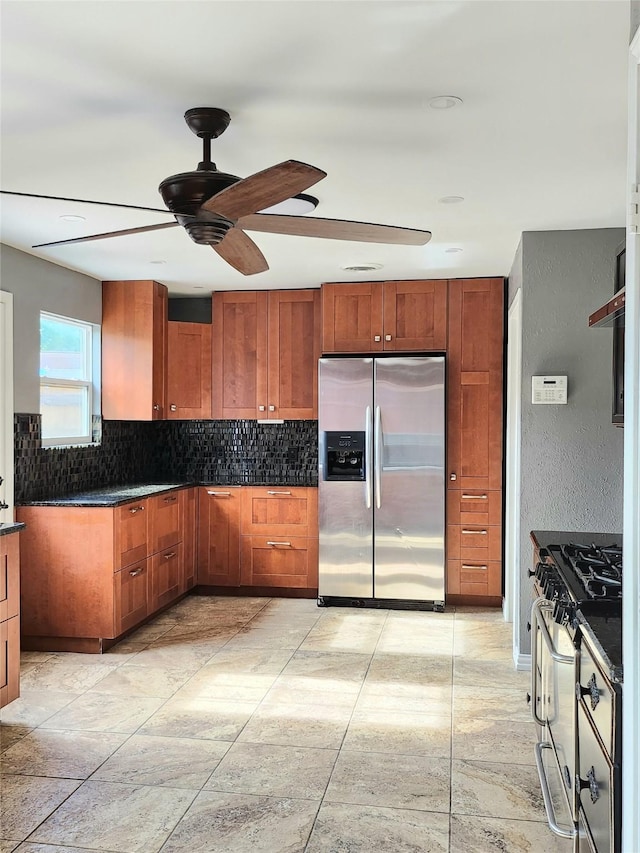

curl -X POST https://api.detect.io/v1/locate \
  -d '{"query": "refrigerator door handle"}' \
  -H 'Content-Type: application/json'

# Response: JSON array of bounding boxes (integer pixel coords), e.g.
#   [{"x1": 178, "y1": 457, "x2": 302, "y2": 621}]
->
[
  {"x1": 375, "y1": 405, "x2": 382, "y2": 509},
  {"x1": 365, "y1": 405, "x2": 372, "y2": 509}
]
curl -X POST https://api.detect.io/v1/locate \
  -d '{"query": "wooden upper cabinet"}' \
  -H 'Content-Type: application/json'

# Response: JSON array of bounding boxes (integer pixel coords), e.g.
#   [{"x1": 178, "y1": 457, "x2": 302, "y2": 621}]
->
[
  {"x1": 102, "y1": 280, "x2": 168, "y2": 420},
  {"x1": 167, "y1": 321, "x2": 212, "y2": 419},
  {"x1": 321, "y1": 280, "x2": 447, "y2": 353},
  {"x1": 212, "y1": 289, "x2": 320, "y2": 420},
  {"x1": 447, "y1": 278, "x2": 504, "y2": 491}
]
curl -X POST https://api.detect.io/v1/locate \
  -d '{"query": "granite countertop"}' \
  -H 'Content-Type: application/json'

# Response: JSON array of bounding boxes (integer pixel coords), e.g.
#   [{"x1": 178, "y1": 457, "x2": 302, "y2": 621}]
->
[
  {"x1": 19, "y1": 483, "x2": 192, "y2": 507},
  {"x1": 0, "y1": 521, "x2": 26, "y2": 536}
]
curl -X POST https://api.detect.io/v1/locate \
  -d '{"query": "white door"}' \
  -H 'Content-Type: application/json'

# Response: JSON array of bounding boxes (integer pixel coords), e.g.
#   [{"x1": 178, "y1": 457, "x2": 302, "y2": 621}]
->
[{"x1": 0, "y1": 290, "x2": 14, "y2": 522}]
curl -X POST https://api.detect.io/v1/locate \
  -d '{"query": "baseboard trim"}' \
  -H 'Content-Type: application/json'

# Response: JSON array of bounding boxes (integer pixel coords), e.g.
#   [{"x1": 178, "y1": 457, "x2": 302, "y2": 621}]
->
[{"x1": 514, "y1": 652, "x2": 532, "y2": 672}]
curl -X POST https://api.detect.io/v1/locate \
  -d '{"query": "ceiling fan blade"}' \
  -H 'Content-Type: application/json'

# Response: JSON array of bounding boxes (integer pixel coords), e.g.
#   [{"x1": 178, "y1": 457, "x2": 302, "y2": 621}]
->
[
  {"x1": 1, "y1": 189, "x2": 171, "y2": 215},
  {"x1": 237, "y1": 214, "x2": 432, "y2": 245},
  {"x1": 213, "y1": 227, "x2": 269, "y2": 275},
  {"x1": 32, "y1": 221, "x2": 180, "y2": 248},
  {"x1": 201, "y1": 161, "x2": 326, "y2": 220}
]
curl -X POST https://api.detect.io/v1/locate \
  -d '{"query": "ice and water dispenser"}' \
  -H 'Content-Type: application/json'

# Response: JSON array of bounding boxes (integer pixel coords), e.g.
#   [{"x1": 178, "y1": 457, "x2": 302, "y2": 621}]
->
[{"x1": 323, "y1": 431, "x2": 366, "y2": 481}]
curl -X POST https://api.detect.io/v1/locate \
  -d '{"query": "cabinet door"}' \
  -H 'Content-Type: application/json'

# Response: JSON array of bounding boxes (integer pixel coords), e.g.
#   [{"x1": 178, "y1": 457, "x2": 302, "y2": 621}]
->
[
  {"x1": 115, "y1": 560, "x2": 149, "y2": 634},
  {"x1": 383, "y1": 280, "x2": 447, "y2": 351},
  {"x1": 0, "y1": 533, "x2": 20, "y2": 623},
  {"x1": 447, "y1": 278, "x2": 504, "y2": 490},
  {"x1": 197, "y1": 486, "x2": 241, "y2": 586},
  {"x1": 115, "y1": 500, "x2": 149, "y2": 569},
  {"x1": 240, "y1": 536, "x2": 318, "y2": 589},
  {"x1": 150, "y1": 544, "x2": 183, "y2": 612},
  {"x1": 321, "y1": 282, "x2": 384, "y2": 353},
  {"x1": 212, "y1": 291, "x2": 268, "y2": 418},
  {"x1": 102, "y1": 280, "x2": 168, "y2": 420},
  {"x1": 167, "y1": 321, "x2": 212, "y2": 419},
  {"x1": 182, "y1": 487, "x2": 197, "y2": 592},
  {"x1": 267, "y1": 290, "x2": 320, "y2": 419},
  {"x1": 149, "y1": 491, "x2": 182, "y2": 554},
  {"x1": 0, "y1": 615, "x2": 20, "y2": 707}
]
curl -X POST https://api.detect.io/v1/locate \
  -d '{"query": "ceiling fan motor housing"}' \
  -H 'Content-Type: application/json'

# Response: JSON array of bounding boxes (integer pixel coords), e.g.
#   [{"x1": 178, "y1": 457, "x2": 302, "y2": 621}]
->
[{"x1": 159, "y1": 169, "x2": 240, "y2": 244}]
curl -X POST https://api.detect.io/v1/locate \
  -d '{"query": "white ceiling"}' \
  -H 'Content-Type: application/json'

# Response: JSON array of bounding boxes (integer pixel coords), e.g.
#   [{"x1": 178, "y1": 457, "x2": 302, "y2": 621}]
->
[{"x1": 0, "y1": 1, "x2": 631, "y2": 296}]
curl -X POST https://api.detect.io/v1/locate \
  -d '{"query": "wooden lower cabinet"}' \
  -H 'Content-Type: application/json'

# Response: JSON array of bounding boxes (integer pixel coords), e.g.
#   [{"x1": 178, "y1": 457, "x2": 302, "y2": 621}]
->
[
  {"x1": 197, "y1": 486, "x2": 242, "y2": 586},
  {"x1": 115, "y1": 559, "x2": 149, "y2": 635},
  {"x1": 182, "y1": 486, "x2": 197, "y2": 592},
  {"x1": 240, "y1": 536, "x2": 318, "y2": 589},
  {"x1": 1, "y1": 531, "x2": 21, "y2": 707},
  {"x1": 150, "y1": 543, "x2": 183, "y2": 611}
]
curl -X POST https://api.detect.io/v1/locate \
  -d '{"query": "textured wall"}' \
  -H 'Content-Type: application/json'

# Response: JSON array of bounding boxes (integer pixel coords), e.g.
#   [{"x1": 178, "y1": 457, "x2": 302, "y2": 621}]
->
[
  {"x1": 514, "y1": 229, "x2": 625, "y2": 652},
  {"x1": 0, "y1": 245, "x2": 102, "y2": 413}
]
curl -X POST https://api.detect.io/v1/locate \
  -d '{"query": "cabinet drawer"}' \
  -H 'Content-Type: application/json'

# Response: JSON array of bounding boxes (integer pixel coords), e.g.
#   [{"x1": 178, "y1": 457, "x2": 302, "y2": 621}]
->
[
  {"x1": 115, "y1": 559, "x2": 149, "y2": 635},
  {"x1": 150, "y1": 491, "x2": 183, "y2": 553},
  {"x1": 240, "y1": 535, "x2": 318, "y2": 589},
  {"x1": 0, "y1": 615, "x2": 20, "y2": 707},
  {"x1": 447, "y1": 489, "x2": 501, "y2": 526},
  {"x1": 578, "y1": 640, "x2": 616, "y2": 755},
  {"x1": 150, "y1": 543, "x2": 183, "y2": 611},
  {"x1": 447, "y1": 524, "x2": 501, "y2": 561},
  {"x1": 0, "y1": 534, "x2": 20, "y2": 622},
  {"x1": 447, "y1": 559, "x2": 501, "y2": 597},
  {"x1": 116, "y1": 499, "x2": 149, "y2": 569},
  {"x1": 242, "y1": 487, "x2": 317, "y2": 537}
]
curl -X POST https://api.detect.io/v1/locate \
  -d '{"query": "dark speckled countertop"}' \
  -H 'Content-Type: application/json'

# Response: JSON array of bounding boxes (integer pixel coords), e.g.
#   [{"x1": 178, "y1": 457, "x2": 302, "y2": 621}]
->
[
  {"x1": 18, "y1": 483, "x2": 192, "y2": 508},
  {"x1": 0, "y1": 521, "x2": 26, "y2": 536}
]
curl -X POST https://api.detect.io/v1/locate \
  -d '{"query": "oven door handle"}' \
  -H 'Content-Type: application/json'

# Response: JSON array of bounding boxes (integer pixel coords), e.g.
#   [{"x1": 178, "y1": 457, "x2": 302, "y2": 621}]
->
[
  {"x1": 534, "y1": 742, "x2": 578, "y2": 839},
  {"x1": 531, "y1": 599, "x2": 575, "y2": 665},
  {"x1": 530, "y1": 598, "x2": 575, "y2": 727}
]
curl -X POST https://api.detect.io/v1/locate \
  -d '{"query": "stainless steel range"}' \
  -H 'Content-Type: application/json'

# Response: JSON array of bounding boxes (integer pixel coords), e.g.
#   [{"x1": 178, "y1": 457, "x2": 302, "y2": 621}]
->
[{"x1": 529, "y1": 531, "x2": 622, "y2": 853}]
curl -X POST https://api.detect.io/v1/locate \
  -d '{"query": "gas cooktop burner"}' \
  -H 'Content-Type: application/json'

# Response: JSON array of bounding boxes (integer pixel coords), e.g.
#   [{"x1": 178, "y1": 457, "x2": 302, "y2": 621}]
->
[{"x1": 559, "y1": 542, "x2": 622, "y2": 601}]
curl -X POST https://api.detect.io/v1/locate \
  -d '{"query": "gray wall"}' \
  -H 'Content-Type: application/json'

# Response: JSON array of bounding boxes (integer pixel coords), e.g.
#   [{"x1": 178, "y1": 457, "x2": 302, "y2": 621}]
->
[
  {"x1": 509, "y1": 229, "x2": 625, "y2": 652},
  {"x1": 0, "y1": 245, "x2": 101, "y2": 412}
]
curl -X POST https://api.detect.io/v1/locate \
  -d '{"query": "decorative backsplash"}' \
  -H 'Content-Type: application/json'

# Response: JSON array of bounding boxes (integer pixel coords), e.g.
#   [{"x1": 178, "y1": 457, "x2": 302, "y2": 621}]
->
[{"x1": 14, "y1": 414, "x2": 318, "y2": 502}]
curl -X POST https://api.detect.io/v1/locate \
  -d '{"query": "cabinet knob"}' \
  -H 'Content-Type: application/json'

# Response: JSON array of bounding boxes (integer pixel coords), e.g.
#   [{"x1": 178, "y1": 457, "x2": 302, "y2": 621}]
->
[
  {"x1": 170, "y1": 404, "x2": 177, "y2": 412},
  {"x1": 450, "y1": 473, "x2": 457, "y2": 481},
  {"x1": 269, "y1": 405, "x2": 275, "y2": 412},
  {"x1": 385, "y1": 334, "x2": 392, "y2": 341},
  {"x1": 374, "y1": 335, "x2": 381, "y2": 342},
  {"x1": 258, "y1": 405, "x2": 266, "y2": 412},
  {"x1": 153, "y1": 404, "x2": 160, "y2": 411}
]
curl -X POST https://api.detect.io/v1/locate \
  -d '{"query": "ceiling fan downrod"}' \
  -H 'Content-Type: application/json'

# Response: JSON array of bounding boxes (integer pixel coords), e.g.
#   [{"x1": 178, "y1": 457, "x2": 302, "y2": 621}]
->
[{"x1": 184, "y1": 107, "x2": 231, "y2": 172}]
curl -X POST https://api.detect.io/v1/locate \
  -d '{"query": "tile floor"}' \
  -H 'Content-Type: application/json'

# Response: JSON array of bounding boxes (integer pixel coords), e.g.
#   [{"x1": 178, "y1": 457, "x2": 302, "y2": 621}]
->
[{"x1": 0, "y1": 596, "x2": 569, "y2": 852}]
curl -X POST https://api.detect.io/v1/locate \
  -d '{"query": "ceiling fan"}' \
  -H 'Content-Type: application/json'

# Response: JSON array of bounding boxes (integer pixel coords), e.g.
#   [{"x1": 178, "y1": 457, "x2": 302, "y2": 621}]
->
[{"x1": 1, "y1": 107, "x2": 432, "y2": 276}]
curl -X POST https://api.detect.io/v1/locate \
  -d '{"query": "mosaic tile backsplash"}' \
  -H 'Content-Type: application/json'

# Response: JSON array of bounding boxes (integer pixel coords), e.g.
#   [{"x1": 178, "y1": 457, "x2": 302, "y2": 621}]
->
[{"x1": 14, "y1": 414, "x2": 318, "y2": 503}]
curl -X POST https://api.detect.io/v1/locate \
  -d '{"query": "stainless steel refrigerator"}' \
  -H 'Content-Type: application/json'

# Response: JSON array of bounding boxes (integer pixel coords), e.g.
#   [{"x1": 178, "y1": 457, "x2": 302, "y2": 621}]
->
[{"x1": 318, "y1": 356, "x2": 445, "y2": 608}]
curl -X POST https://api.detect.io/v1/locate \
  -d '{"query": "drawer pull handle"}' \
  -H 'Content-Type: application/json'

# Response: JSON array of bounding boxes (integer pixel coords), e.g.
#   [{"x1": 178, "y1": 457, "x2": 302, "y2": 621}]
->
[
  {"x1": 129, "y1": 567, "x2": 144, "y2": 577},
  {"x1": 207, "y1": 491, "x2": 231, "y2": 497},
  {"x1": 163, "y1": 495, "x2": 177, "y2": 503},
  {"x1": 267, "y1": 490, "x2": 292, "y2": 496},
  {"x1": 267, "y1": 541, "x2": 291, "y2": 547},
  {"x1": 462, "y1": 529, "x2": 488, "y2": 535},
  {"x1": 163, "y1": 552, "x2": 177, "y2": 560},
  {"x1": 461, "y1": 494, "x2": 488, "y2": 500},
  {"x1": 462, "y1": 564, "x2": 488, "y2": 570},
  {"x1": 128, "y1": 505, "x2": 145, "y2": 514}
]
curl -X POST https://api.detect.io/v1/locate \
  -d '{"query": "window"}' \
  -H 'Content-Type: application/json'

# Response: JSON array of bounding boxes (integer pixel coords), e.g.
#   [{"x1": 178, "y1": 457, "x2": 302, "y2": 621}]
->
[{"x1": 40, "y1": 312, "x2": 98, "y2": 446}]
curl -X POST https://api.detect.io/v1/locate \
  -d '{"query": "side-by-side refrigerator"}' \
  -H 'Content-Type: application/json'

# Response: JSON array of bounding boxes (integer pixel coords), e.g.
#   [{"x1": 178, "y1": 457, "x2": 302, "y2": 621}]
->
[{"x1": 318, "y1": 356, "x2": 445, "y2": 608}]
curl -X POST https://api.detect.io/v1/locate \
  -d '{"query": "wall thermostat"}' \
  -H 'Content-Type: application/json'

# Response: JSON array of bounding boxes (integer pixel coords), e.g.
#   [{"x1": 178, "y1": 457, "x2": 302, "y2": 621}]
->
[{"x1": 532, "y1": 375, "x2": 568, "y2": 405}]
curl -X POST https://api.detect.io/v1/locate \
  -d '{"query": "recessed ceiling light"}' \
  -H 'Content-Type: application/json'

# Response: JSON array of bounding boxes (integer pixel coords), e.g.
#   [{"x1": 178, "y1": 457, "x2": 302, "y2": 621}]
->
[
  {"x1": 429, "y1": 95, "x2": 463, "y2": 110},
  {"x1": 445, "y1": 247, "x2": 464, "y2": 253},
  {"x1": 259, "y1": 193, "x2": 319, "y2": 215},
  {"x1": 193, "y1": 286, "x2": 205, "y2": 289},
  {"x1": 149, "y1": 260, "x2": 166, "y2": 265},
  {"x1": 438, "y1": 196, "x2": 465, "y2": 204},
  {"x1": 59, "y1": 214, "x2": 86, "y2": 223},
  {"x1": 341, "y1": 262, "x2": 384, "y2": 272}
]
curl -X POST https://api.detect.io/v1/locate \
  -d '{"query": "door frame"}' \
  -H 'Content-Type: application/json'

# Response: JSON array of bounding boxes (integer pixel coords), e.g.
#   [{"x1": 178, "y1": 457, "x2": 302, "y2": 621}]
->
[
  {"x1": 622, "y1": 26, "x2": 640, "y2": 853},
  {"x1": 0, "y1": 290, "x2": 14, "y2": 522}
]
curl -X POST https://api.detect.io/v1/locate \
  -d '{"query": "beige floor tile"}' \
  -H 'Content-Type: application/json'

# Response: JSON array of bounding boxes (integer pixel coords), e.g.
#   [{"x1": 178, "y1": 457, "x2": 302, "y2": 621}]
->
[
  {"x1": 123, "y1": 622, "x2": 173, "y2": 642},
  {"x1": 221, "y1": 627, "x2": 311, "y2": 650},
  {"x1": 325, "y1": 750, "x2": 450, "y2": 812},
  {"x1": 159, "y1": 790, "x2": 319, "y2": 853},
  {"x1": 29, "y1": 780, "x2": 197, "y2": 853},
  {"x1": 89, "y1": 664, "x2": 193, "y2": 698},
  {"x1": 38, "y1": 693, "x2": 165, "y2": 733},
  {"x1": 1, "y1": 729, "x2": 128, "y2": 779},
  {"x1": 275, "y1": 650, "x2": 372, "y2": 693},
  {"x1": 91, "y1": 734, "x2": 231, "y2": 788},
  {"x1": 262, "y1": 684, "x2": 358, "y2": 709},
  {"x1": 365, "y1": 652, "x2": 453, "y2": 689},
  {"x1": 0, "y1": 690, "x2": 79, "y2": 729},
  {"x1": 453, "y1": 621, "x2": 514, "y2": 661},
  {"x1": 237, "y1": 701, "x2": 352, "y2": 749},
  {"x1": 449, "y1": 813, "x2": 567, "y2": 852},
  {"x1": 343, "y1": 709, "x2": 451, "y2": 757},
  {"x1": 305, "y1": 802, "x2": 450, "y2": 853},
  {"x1": 453, "y1": 716, "x2": 537, "y2": 764},
  {"x1": 1, "y1": 724, "x2": 33, "y2": 752},
  {"x1": 453, "y1": 684, "x2": 532, "y2": 722},
  {"x1": 13, "y1": 845, "x2": 110, "y2": 852},
  {"x1": 356, "y1": 682, "x2": 452, "y2": 715},
  {"x1": 205, "y1": 742, "x2": 338, "y2": 799},
  {"x1": 137, "y1": 695, "x2": 256, "y2": 740},
  {"x1": 0, "y1": 841, "x2": 19, "y2": 853},
  {"x1": 453, "y1": 657, "x2": 530, "y2": 690},
  {"x1": 299, "y1": 622, "x2": 384, "y2": 654},
  {"x1": 114, "y1": 641, "x2": 219, "y2": 672},
  {"x1": 0, "y1": 774, "x2": 82, "y2": 841},
  {"x1": 451, "y1": 759, "x2": 547, "y2": 821},
  {"x1": 203, "y1": 647, "x2": 295, "y2": 682},
  {"x1": 19, "y1": 661, "x2": 120, "y2": 693}
]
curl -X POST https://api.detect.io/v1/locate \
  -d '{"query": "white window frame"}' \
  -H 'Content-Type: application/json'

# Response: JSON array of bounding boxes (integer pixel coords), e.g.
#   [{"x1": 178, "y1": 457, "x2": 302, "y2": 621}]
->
[{"x1": 40, "y1": 311, "x2": 95, "y2": 448}]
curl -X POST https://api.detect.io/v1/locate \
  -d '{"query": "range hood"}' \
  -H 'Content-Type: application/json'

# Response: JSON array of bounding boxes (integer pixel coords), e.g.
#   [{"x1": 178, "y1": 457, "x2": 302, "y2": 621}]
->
[{"x1": 588, "y1": 286, "x2": 625, "y2": 328}]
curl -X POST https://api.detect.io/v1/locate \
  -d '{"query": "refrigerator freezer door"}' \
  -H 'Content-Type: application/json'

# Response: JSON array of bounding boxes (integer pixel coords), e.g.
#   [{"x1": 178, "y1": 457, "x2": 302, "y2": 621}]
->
[
  {"x1": 318, "y1": 358, "x2": 374, "y2": 598},
  {"x1": 373, "y1": 356, "x2": 445, "y2": 601}
]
